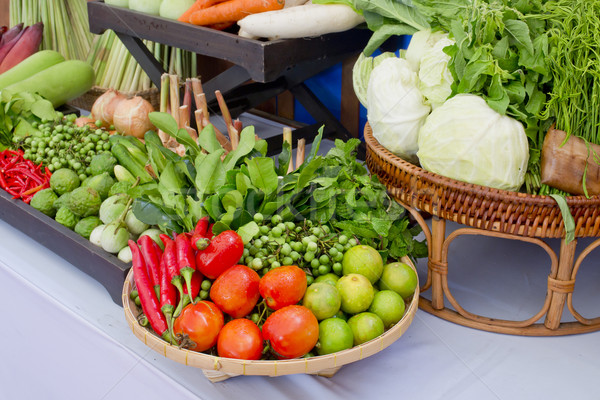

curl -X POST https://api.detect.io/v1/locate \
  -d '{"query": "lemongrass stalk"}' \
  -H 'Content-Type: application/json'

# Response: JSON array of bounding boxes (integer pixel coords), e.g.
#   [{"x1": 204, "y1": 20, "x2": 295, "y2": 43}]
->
[
  {"x1": 9, "y1": 0, "x2": 19, "y2": 26},
  {"x1": 120, "y1": 55, "x2": 138, "y2": 92},
  {"x1": 128, "y1": 63, "x2": 143, "y2": 93},
  {"x1": 100, "y1": 38, "x2": 123, "y2": 88},
  {"x1": 95, "y1": 32, "x2": 116, "y2": 87},
  {"x1": 108, "y1": 45, "x2": 130, "y2": 89},
  {"x1": 47, "y1": 1, "x2": 59, "y2": 55},
  {"x1": 175, "y1": 48, "x2": 183, "y2": 77},
  {"x1": 39, "y1": 0, "x2": 52, "y2": 51}
]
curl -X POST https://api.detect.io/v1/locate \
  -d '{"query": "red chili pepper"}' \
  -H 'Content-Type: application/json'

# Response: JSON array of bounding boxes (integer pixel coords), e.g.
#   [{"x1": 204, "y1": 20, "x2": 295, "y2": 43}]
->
[
  {"x1": 175, "y1": 233, "x2": 200, "y2": 305},
  {"x1": 182, "y1": 270, "x2": 202, "y2": 299},
  {"x1": 159, "y1": 256, "x2": 177, "y2": 341},
  {"x1": 194, "y1": 216, "x2": 210, "y2": 236},
  {"x1": 129, "y1": 240, "x2": 171, "y2": 343},
  {"x1": 206, "y1": 223, "x2": 215, "y2": 239},
  {"x1": 138, "y1": 235, "x2": 162, "y2": 297},
  {"x1": 196, "y1": 230, "x2": 244, "y2": 280}
]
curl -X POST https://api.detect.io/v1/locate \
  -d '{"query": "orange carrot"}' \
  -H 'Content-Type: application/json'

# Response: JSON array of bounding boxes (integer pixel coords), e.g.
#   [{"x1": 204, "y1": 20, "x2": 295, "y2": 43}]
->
[
  {"x1": 178, "y1": 0, "x2": 230, "y2": 23},
  {"x1": 188, "y1": 0, "x2": 285, "y2": 26}
]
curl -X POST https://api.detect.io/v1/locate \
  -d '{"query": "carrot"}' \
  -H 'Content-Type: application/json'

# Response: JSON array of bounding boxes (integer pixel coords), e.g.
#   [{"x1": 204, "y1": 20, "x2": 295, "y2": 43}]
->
[
  {"x1": 178, "y1": 0, "x2": 230, "y2": 23},
  {"x1": 188, "y1": 0, "x2": 285, "y2": 26}
]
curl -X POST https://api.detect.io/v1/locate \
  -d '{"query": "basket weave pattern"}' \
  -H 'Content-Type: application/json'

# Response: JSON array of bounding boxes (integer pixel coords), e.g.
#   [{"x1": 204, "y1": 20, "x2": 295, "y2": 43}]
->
[{"x1": 364, "y1": 123, "x2": 600, "y2": 336}]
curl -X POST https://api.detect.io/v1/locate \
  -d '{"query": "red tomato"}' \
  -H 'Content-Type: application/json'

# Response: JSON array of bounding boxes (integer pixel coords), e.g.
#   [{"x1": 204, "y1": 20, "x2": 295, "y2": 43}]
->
[
  {"x1": 259, "y1": 265, "x2": 307, "y2": 310},
  {"x1": 173, "y1": 301, "x2": 224, "y2": 352},
  {"x1": 210, "y1": 265, "x2": 260, "y2": 318},
  {"x1": 262, "y1": 305, "x2": 319, "y2": 359},
  {"x1": 217, "y1": 318, "x2": 263, "y2": 360}
]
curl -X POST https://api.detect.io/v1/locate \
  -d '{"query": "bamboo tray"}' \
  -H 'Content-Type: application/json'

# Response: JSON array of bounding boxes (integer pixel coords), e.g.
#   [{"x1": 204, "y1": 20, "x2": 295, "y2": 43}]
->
[
  {"x1": 364, "y1": 123, "x2": 600, "y2": 336},
  {"x1": 122, "y1": 257, "x2": 419, "y2": 382}
]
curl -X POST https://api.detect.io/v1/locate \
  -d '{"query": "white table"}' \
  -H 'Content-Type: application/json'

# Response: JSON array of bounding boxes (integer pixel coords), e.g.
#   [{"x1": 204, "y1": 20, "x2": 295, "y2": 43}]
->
[{"x1": 1, "y1": 216, "x2": 599, "y2": 400}]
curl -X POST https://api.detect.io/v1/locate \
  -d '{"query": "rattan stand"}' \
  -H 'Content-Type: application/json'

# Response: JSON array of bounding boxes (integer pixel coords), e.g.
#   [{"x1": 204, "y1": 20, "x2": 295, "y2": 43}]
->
[{"x1": 365, "y1": 124, "x2": 600, "y2": 336}]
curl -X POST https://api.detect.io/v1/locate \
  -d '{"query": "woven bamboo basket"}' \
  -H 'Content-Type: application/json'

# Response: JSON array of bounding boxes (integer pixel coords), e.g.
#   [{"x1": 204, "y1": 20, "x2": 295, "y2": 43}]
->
[
  {"x1": 68, "y1": 86, "x2": 160, "y2": 112},
  {"x1": 364, "y1": 124, "x2": 600, "y2": 238},
  {"x1": 364, "y1": 122, "x2": 600, "y2": 335},
  {"x1": 122, "y1": 256, "x2": 419, "y2": 382}
]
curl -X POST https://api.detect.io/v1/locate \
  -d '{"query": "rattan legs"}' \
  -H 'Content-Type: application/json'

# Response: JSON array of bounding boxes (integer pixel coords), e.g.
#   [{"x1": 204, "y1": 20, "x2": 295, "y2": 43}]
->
[{"x1": 407, "y1": 204, "x2": 600, "y2": 336}]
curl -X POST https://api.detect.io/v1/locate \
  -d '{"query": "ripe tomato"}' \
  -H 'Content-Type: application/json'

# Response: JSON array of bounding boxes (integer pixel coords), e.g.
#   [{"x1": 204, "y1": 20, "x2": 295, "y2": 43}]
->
[
  {"x1": 262, "y1": 305, "x2": 319, "y2": 359},
  {"x1": 217, "y1": 318, "x2": 263, "y2": 360},
  {"x1": 173, "y1": 301, "x2": 224, "y2": 352},
  {"x1": 259, "y1": 265, "x2": 307, "y2": 310},
  {"x1": 210, "y1": 265, "x2": 260, "y2": 318}
]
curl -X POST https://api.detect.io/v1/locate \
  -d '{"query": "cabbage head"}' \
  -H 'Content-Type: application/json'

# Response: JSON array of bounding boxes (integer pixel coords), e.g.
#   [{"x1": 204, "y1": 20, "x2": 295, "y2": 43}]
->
[
  {"x1": 367, "y1": 57, "x2": 431, "y2": 164},
  {"x1": 352, "y1": 51, "x2": 396, "y2": 107},
  {"x1": 418, "y1": 37, "x2": 455, "y2": 109},
  {"x1": 405, "y1": 29, "x2": 449, "y2": 72},
  {"x1": 417, "y1": 94, "x2": 529, "y2": 191}
]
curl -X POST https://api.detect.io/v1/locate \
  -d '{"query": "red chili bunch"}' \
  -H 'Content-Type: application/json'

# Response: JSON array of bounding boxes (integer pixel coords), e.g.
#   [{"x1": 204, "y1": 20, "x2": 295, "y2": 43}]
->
[
  {"x1": 129, "y1": 217, "x2": 244, "y2": 344},
  {"x1": 0, "y1": 149, "x2": 51, "y2": 203}
]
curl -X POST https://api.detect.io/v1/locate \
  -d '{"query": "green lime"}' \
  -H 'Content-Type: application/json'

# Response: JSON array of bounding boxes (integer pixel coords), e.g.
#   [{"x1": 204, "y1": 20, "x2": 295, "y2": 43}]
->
[
  {"x1": 314, "y1": 273, "x2": 340, "y2": 287},
  {"x1": 368, "y1": 290, "x2": 406, "y2": 328},
  {"x1": 66, "y1": 186, "x2": 102, "y2": 217},
  {"x1": 302, "y1": 282, "x2": 342, "y2": 320},
  {"x1": 336, "y1": 273, "x2": 374, "y2": 315},
  {"x1": 30, "y1": 188, "x2": 58, "y2": 217},
  {"x1": 342, "y1": 245, "x2": 383, "y2": 284},
  {"x1": 55, "y1": 206, "x2": 79, "y2": 229},
  {"x1": 74, "y1": 216, "x2": 102, "y2": 239},
  {"x1": 379, "y1": 262, "x2": 418, "y2": 299},
  {"x1": 49, "y1": 168, "x2": 80, "y2": 195},
  {"x1": 316, "y1": 318, "x2": 354, "y2": 355},
  {"x1": 347, "y1": 312, "x2": 384, "y2": 345}
]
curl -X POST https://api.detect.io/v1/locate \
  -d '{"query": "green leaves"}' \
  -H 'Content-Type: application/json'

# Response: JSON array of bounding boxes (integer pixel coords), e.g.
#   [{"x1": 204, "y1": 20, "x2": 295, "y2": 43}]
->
[{"x1": 246, "y1": 157, "x2": 278, "y2": 194}]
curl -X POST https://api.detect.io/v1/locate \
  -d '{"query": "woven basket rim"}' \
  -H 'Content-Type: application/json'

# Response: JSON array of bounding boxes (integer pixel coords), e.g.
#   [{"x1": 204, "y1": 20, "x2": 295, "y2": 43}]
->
[
  {"x1": 364, "y1": 123, "x2": 600, "y2": 208},
  {"x1": 123, "y1": 257, "x2": 419, "y2": 377}
]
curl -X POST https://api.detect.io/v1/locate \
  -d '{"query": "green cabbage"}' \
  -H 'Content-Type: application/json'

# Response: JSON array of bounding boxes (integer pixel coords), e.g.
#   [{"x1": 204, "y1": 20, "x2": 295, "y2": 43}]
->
[
  {"x1": 367, "y1": 57, "x2": 431, "y2": 164},
  {"x1": 418, "y1": 37, "x2": 455, "y2": 109},
  {"x1": 352, "y1": 52, "x2": 396, "y2": 107},
  {"x1": 417, "y1": 94, "x2": 529, "y2": 191},
  {"x1": 405, "y1": 29, "x2": 449, "y2": 72}
]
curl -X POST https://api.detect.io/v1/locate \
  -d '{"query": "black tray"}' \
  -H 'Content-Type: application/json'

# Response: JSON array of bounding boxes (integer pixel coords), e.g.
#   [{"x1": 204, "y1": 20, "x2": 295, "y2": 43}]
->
[{"x1": 0, "y1": 188, "x2": 129, "y2": 305}]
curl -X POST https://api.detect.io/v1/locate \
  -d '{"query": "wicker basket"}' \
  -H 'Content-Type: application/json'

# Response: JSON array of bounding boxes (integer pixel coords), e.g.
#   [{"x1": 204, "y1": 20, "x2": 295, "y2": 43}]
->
[
  {"x1": 364, "y1": 123, "x2": 600, "y2": 239},
  {"x1": 123, "y1": 257, "x2": 419, "y2": 382},
  {"x1": 364, "y1": 123, "x2": 600, "y2": 336},
  {"x1": 68, "y1": 86, "x2": 160, "y2": 112}
]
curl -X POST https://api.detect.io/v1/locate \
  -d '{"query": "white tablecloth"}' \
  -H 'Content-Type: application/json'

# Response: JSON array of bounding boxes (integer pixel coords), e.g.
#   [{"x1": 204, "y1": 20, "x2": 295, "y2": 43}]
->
[{"x1": 1, "y1": 217, "x2": 599, "y2": 400}]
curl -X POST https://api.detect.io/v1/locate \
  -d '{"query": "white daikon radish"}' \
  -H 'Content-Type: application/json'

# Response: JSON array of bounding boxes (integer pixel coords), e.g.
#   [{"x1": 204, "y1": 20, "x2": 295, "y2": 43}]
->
[{"x1": 237, "y1": 3, "x2": 365, "y2": 40}]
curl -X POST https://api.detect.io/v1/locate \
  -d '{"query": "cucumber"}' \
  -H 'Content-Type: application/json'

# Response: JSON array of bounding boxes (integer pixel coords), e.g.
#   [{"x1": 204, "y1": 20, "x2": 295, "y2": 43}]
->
[
  {"x1": 2, "y1": 59, "x2": 94, "y2": 107},
  {"x1": 0, "y1": 50, "x2": 65, "y2": 90},
  {"x1": 111, "y1": 143, "x2": 154, "y2": 183}
]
